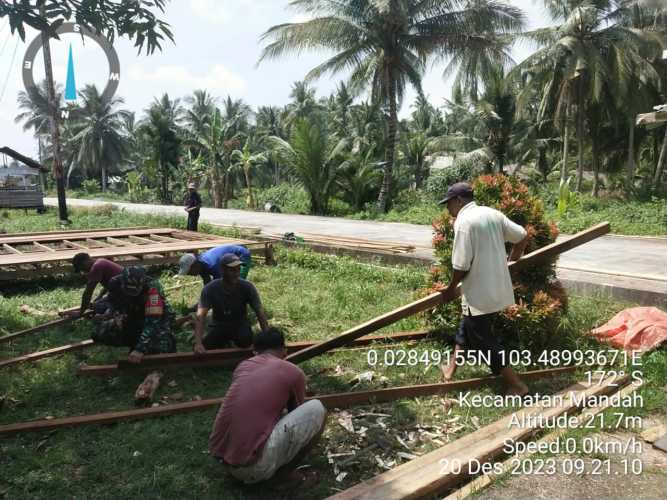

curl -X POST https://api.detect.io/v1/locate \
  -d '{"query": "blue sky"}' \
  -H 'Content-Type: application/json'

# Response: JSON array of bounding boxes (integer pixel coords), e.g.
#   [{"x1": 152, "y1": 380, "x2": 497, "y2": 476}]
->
[{"x1": 0, "y1": 0, "x2": 553, "y2": 158}]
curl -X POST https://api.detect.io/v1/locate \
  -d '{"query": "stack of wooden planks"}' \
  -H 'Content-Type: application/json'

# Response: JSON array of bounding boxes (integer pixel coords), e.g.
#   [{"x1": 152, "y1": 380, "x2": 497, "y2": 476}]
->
[
  {"x1": 0, "y1": 227, "x2": 265, "y2": 281},
  {"x1": 263, "y1": 231, "x2": 416, "y2": 254}
]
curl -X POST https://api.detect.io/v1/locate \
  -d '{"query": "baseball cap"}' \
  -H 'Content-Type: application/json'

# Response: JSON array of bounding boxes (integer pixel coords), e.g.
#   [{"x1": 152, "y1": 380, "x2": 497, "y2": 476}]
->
[
  {"x1": 178, "y1": 253, "x2": 197, "y2": 275},
  {"x1": 221, "y1": 253, "x2": 242, "y2": 268},
  {"x1": 438, "y1": 182, "x2": 473, "y2": 205}
]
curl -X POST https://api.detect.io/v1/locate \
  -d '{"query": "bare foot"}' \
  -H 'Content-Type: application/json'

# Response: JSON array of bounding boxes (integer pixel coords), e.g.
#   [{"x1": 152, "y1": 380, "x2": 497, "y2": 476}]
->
[{"x1": 439, "y1": 361, "x2": 456, "y2": 382}]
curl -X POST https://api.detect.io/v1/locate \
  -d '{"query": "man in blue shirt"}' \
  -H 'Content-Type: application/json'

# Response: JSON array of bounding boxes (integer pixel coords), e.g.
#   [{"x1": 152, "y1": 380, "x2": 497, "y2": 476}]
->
[{"x1": 178, "y1": 244, "x2": 252, "y2": 284}]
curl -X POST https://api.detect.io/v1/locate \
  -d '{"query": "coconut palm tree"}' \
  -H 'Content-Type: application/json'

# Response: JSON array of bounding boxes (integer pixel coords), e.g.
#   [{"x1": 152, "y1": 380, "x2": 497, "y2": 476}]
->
[
  {"x1": 231, "y1": 139, "x2": 267, "y2": 209},
  {"x1": 138, "y1": 94, "x2": 183, "y2": 203},
  {"x1": 184, "y1": 89, "x2": 217, "y2": 138},
  {"x1": 517, "y1": 0, "x2": 663, "y2": 192},
  {"x1": 259, "y1": 0, "x2": 524, "y2": 212},
  {"x1": 268, "y1": 118, "x2": 347, "y2": 215},
  {"x1": 67, "y1": 85, "x2": 131, "y2": 191}
]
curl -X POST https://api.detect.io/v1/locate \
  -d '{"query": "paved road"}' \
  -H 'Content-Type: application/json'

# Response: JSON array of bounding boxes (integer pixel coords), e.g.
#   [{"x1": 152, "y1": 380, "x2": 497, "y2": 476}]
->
[{"x1": 45, "y1": 198, "x2": 667, "y2": 282}]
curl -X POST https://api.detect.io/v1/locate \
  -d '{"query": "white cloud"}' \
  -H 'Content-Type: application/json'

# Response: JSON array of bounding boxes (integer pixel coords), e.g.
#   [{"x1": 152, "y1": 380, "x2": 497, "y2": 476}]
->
[
  {"x1": 127, "y1": 64, "x2": 246, "y2": 94},
  {"x1": 190, "y1": 0, "x2": 261, "y2": 26}
]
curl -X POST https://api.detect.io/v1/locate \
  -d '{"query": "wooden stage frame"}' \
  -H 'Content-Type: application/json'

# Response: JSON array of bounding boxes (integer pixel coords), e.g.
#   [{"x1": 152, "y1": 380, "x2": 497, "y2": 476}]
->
[{"x1": 0, "y1": 227, "x2": 266, "y2": 281}]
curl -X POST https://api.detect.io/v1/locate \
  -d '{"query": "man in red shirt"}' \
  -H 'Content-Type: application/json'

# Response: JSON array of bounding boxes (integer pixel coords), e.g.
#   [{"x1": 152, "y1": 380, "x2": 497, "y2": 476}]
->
[
  {"x1": 68, "y1": 252, "x2": 123, "y2": 317},
  {"x1": 209, "y1": 327, "x2": 326, "y2": 487}
]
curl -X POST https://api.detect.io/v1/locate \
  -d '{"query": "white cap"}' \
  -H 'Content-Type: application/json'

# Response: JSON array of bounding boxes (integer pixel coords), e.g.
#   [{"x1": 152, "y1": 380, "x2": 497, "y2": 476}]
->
[{"x1": 178, "y1": 253, "x2": 197, "y2": 275}]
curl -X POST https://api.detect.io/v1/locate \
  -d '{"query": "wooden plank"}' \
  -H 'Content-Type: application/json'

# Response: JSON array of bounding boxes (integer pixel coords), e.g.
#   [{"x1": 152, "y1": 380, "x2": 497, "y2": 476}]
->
[
  {"x1": 0, "y1": 366, "x2": 581, "y2": 436},
  {"x1": 328, "y1": 374, "x2": 627, "y2": 500},
  {"x1": 0, "y1": 316, "x2": 81, "y2": 344},
  {"x1": 287, "y1": 222, "x2": 610, "y2": 364},
  {"x1": 0, "y1": 238, "x2": 253, "y2": 267},
  {"x1": 63, "y1": 240, "x2": 89, "y2": 249},
  {"x1": 32, "y1": 241, "x2": 55, "y2": 252},
  {"x1": 106, "y1": 236, "x2": 137, "y2": 246},
  {"x1": 115, "y1": 331, "x2": 432, "y2": 370},
  {"x1": 128, "y1": 235, "x2": 154, "y2": 245},
  {"x1": 443, "y1": 379, "x2": 643, "y2": 500},
  {"x1": 74, "y1": 332, "x2": 433, "y2": 375},
  {"x1": 2, "y1": 243, "x2": 22, "y2": 254},
  {"x1": 0, "y1": 228, "x2": 177, "y2": 245},
  {"x1": 149, "y1": 234, "x2": 185, "y2": 243},
  {"x1": 0, "y1": 340, "x2": 93, "y2": 369},
  {"x1": 0, "y1": 226, "x2": 151, "y2": 238}
]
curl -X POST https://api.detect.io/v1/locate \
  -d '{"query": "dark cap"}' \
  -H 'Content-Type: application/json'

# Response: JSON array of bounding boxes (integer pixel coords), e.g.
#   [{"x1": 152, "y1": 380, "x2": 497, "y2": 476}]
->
[
  {"x1": 438, "y1": 182, "x2": 473, "y2": 205},
  {"x1": 221, "y1": 253, "x2": 242, "y2": 268}
]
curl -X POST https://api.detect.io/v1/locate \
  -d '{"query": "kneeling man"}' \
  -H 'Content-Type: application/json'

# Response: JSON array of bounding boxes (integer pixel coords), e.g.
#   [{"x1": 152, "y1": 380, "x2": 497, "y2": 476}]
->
[
  {"x1": 194, "y1": 253, "x2": 268, "y2": 352},
  {"x1": 209, "y1": 327, "x2": 326, "y2": 486}
]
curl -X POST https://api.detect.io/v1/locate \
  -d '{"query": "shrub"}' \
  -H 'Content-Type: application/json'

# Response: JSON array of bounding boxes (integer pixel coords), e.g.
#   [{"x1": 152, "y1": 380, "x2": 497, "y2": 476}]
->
[
  {"x1": 82, "y1": 179, "x2": 100, "y2": 194},
  {"x1": 253, "y1": 184, "x2": 310, "y2": 214},
  {"x1": 427, "y1": 174, "x2": 565, "y2": 351}
]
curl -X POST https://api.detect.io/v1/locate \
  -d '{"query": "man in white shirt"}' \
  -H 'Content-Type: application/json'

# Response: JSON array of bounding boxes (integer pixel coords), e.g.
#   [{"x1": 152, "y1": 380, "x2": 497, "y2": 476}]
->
[{"x1": 438, "y1": 182, "x2": 530, "y2": 395}]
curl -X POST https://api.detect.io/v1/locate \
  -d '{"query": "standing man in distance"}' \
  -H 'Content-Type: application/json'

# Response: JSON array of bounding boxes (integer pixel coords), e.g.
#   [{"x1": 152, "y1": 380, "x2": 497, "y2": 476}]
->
[
  {"x1": 68, "y1": 252, "x2": 123, "y2": 318},
  {"x1": 209, "y1": 327, "x2": 325, "y2": 487},
  {"x1": 184, "y1": 182, "x2": 202, "y2": 232},
  {"x1": 438, "y1": 182, "x2": 530, "y2": 395},
  {"x1": 194, "y1": 253, "x2": 269, "y2": 352}
]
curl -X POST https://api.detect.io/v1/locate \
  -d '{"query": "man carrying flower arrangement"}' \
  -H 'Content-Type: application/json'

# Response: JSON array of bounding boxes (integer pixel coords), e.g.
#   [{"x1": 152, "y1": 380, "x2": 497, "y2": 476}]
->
[{"x1": 438, "y1": 182, "x2": 530, "y2": 396}]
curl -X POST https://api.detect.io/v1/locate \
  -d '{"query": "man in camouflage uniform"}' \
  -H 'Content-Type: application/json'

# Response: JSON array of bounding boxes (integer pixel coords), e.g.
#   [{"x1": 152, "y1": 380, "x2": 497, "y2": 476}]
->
[{"x1": 92, "y1": 266, "x2": 176, "y2": 363}]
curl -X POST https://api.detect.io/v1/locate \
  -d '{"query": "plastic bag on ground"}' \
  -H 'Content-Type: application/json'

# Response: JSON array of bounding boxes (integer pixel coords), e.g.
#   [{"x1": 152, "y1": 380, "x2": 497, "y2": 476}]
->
[{"x1": 589, "y1": 306, "x2": 667, "y2": 352}]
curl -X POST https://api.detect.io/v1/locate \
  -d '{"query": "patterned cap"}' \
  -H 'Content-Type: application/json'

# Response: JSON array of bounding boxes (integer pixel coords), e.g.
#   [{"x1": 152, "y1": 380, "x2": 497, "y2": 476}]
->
[{"x1": 120, "y1": 266, "x2": 149, "y2": 296}]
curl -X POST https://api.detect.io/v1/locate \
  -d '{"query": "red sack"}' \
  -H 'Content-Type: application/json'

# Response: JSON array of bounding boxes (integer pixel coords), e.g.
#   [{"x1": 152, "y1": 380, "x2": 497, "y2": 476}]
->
[{"x1": 590, "y1": 307, "x2": 667, "y2": 352}]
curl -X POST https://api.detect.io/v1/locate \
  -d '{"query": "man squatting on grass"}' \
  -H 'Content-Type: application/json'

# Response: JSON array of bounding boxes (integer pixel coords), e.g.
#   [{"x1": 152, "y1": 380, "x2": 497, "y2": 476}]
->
[
  {"x1": 438, "y1": 182, "x2": 530, "y2": 396},
  {"x1": 194, "y1": 253, "x2": 269, "y2": 352},
  {"x1": 209, "y1": 327, "x2": 326, "y2": 487},
  {"x1": 68, "y1": 253, "x2": 123, "y2": 317},
  {"x1": 92, "y1": 266, "x2": 176, "y2": 364}
]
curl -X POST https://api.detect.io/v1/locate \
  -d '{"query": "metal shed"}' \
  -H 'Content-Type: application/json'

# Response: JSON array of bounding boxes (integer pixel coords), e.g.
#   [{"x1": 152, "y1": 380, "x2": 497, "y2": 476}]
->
[{"x1": 0, "y1": 147, "x2": 46, "y2": 210}]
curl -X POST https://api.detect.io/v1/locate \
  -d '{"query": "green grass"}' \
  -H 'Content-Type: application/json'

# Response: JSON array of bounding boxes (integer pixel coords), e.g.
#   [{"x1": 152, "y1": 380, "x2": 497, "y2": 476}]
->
[{"x1": 1, "y1": 210, "x2": 664, "y2": 499}]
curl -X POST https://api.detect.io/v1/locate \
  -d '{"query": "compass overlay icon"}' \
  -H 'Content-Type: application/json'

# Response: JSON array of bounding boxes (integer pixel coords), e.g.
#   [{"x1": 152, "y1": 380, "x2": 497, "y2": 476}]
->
[{"x1": 21, "y1": 22, "x2": 120, "y2": 109}]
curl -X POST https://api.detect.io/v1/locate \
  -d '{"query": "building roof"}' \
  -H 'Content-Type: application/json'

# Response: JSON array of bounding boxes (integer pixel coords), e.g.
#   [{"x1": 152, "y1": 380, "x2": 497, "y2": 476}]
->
[{"x1": 0, "y1": 147, "x2": 48, "y2": 172}]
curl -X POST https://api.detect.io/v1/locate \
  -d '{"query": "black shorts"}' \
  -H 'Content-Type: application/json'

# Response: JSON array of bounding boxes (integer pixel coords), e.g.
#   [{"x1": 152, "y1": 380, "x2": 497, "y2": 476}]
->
[
  {"x1": 455, "y1": 313, "x2": 506, "y2": 375},
  {"x1": 204, "y1": 321, "x2": 253, "y2": 349}
]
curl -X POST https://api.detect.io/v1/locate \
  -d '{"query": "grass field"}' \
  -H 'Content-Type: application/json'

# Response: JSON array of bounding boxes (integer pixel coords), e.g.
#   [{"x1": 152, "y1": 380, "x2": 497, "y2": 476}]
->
[{"x1": 1, "y1": 208, "x2": 665, "y2": 499}]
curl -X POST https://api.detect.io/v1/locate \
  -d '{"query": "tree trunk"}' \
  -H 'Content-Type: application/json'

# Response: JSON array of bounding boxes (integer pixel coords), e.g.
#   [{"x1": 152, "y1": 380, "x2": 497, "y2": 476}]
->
[
  {"x1": 653, "y1": 125, "x2": 667, "y2": 189},
  {"x1": 625, "y1": 119, "x2": 636, "y2": 193},
  {"x1": 414, "y1": 159, "x2": 423, "y2": 190},
  {"x1": 575, "y1": 85, "x2": 585, "y2": 192},
  {"x1": 591, "y1": 135, "x2": 600, "y2": 197},
  {"x1": 210, "y1": 162, "x2": 222, "y2": 208},
  {"x1": 40, "y1": 16, "x2": 68, "y2": 222},
  {"x1": 377, "y1": 76, "x2": 397, "y2": 213},
  {"x1": 101, "y1": 165, "x2": 107, "y2": 192},
  {"x1": 561, "y1": 102, "x2": 570, "y2": 183},
  {"x1": 244, "y1": 165, "x2": 254, "y2": 209}
]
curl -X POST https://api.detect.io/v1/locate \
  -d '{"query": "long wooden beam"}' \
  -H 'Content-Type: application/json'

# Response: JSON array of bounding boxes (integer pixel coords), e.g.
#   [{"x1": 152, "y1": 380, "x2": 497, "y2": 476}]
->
[
  {"x1": 287, "y1": 222, "x2": 610, "y2": 364},
  {"x1": 0, "y1": 366, "x2": 579, "y2": 436},
  {"x1": 328, "y1": 373, "x2": 627, "y2": 500},
  {"x1": 76, "y1": 331, "x2": 433, "y2": 376},
  {"x1": 0, "y1": 340, "x2": 93, "y2": 369},
  {"x1": 0, "y1": 315, "x2": 86, "y2": 344}
]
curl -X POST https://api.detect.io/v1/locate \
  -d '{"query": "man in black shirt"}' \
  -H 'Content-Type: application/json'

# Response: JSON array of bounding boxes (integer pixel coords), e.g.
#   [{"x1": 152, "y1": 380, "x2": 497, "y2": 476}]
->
[
  {"x1": 194, "y1": 253, "x2": 269, "y2": 352},
  {"x1": 184, "y1": 182, "x2": 202, "y2": 231}
]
